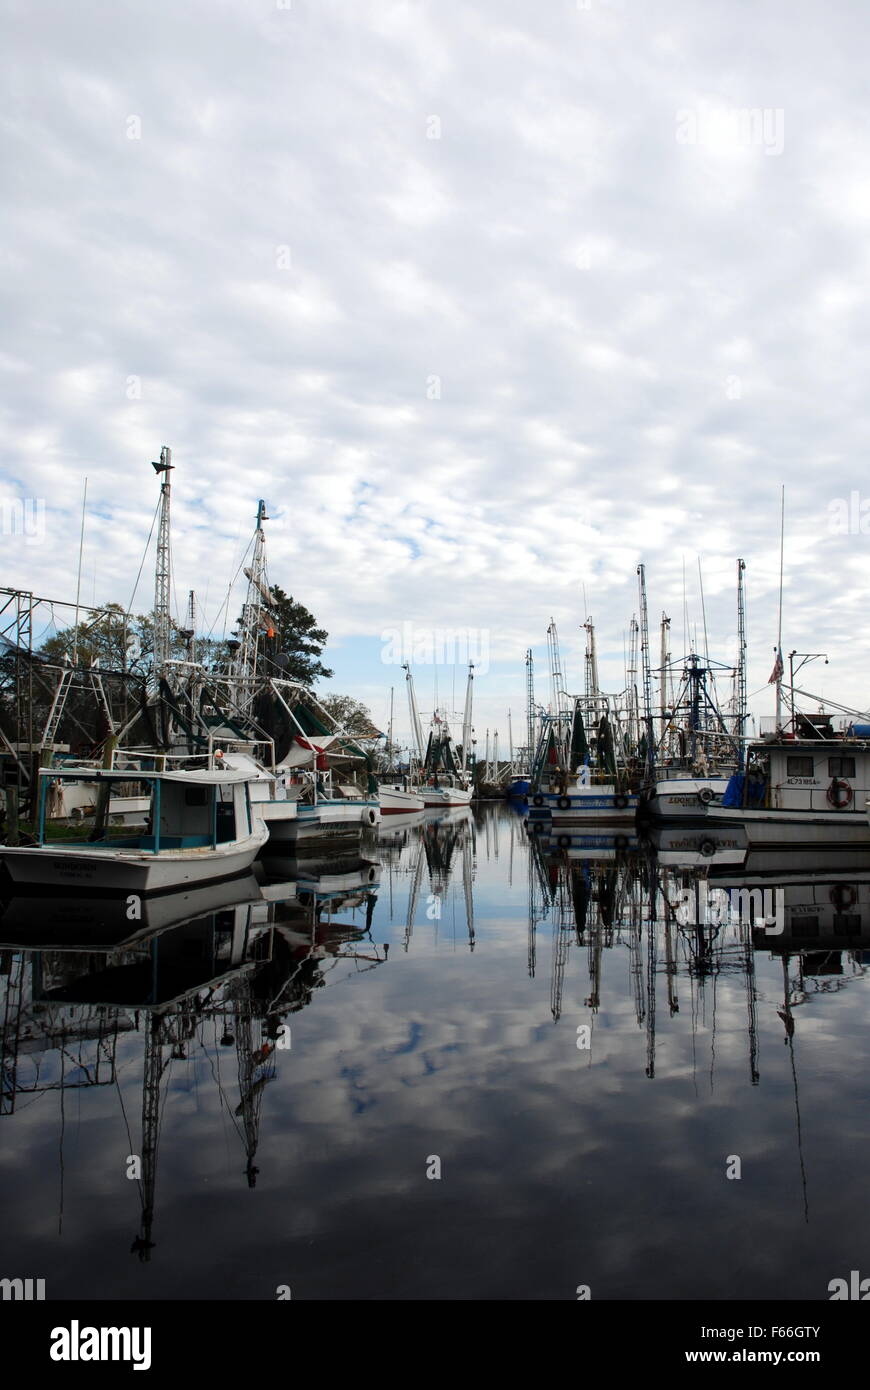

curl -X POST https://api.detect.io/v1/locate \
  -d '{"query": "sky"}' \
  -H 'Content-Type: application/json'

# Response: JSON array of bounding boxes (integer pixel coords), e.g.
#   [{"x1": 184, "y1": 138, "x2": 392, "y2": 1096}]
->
[{"x1": 3, "y1": 0, "x2": 870, "y2": 747}]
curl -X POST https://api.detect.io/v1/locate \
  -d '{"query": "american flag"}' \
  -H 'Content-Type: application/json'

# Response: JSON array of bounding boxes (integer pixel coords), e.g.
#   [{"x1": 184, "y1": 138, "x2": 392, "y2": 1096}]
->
[{"x1": 768, "y1": 648, "x2": 784, "y2": 684}]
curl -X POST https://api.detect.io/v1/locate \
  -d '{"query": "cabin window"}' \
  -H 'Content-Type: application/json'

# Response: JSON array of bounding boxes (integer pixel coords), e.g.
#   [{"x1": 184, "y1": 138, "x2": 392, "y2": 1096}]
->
[
  {"x1": 786, "y1": 756, "x2": 815, "y2": 777},
  {"x1": 185, "y1": 786, "x2": 209, "y2": 806},
  {"x1": 828, "y1": 757, "x2": 856, "y2": 778}
]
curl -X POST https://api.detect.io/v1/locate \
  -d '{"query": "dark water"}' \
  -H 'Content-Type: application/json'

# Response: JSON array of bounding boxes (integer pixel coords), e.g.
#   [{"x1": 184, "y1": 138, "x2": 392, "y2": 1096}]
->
[{"x1": 1, "y1": 804, "x2": 869, "y2": 1301}]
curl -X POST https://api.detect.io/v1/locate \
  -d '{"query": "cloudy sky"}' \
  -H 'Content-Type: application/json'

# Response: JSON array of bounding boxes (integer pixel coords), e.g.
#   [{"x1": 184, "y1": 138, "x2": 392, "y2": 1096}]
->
[{"x1": 3, "y1": 0, "x2": 870, "y2": 744}]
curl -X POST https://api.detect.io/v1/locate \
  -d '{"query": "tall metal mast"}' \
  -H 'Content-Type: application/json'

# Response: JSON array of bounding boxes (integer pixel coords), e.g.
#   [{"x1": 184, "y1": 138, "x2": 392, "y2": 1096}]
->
[
  {"x1": 525, "y1": 648, "x2": 535, "y2": 768},
  {"x1": 460, "y1": 662, "x2": 474, "y2": 774},
  {"x1": 626, "y1": 615, "x2": 639, "y2": 750},
  {"x1": 234, "y1": 500, "x2": 273, "y2": 713},
  {"x1": 546, "y1": 618, "x2": 565, "y2": 714},
  {"x1": 637, "y1": 565, "x2": 656, "y2": 780},
  {"x1": 659, "y1": 612, "x2": 671, "y2": 742},
  {"x1": 583, "y1": 618, "x2": 599, "y2": 702},
  {"x1": 151, "y1": 446, "x2": 173, "y2": 691},
  {"x1": 736, "y1": 557, "x2": 747, "y2": 767},
  {"x1": 179, "y1": 590, "x2": 197, "y2": 664},
  {"x1": 403, "y1": 663, "x2": 426, "y2": 759}
]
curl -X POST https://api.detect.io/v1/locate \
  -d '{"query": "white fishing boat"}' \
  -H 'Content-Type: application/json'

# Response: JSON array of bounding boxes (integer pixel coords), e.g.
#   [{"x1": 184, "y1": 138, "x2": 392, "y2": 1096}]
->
[
  {"x1": 214, "y1": 745, "x2": 377, "y2": 842},
  {"x1": 404, "y1": 662, "x2": 475, "y2": 809},
  {"x1": 378, "y1": 779, "x2": 425, "y2": 814},
  {"x1": 0, "y1": 766, "x2": 269, "y2": 893},
  {"x1": 644, "y1": 774, "x2": 731, "y2": 819},
  {"x1": 702, "y1": 727, "x2": 870, "y2": 848}
]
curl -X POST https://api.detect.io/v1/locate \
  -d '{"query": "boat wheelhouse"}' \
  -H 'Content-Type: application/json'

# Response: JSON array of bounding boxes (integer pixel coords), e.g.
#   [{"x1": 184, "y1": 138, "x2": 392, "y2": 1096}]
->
[
  {"x1": 0, "y1": 766, "x2": 269, "y2": 892},
  {"x1": 703, "y1": 729, "x2": 870, "y2": 848}
]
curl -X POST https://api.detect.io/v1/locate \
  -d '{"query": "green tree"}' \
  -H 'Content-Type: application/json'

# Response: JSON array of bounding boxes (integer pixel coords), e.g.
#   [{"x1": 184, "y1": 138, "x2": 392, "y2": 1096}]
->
[
  {"x1": 318, "y1": 693, "x2": 380, "y2": 737},
  {"x1": 266, "y1": 585, "x2": 333, "y2": 686}
]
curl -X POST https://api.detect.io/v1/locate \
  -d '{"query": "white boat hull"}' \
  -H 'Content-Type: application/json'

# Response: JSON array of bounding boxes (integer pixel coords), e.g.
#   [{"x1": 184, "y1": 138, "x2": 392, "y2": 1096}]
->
[
  {"x1": 703, "y1": 806, "x2": 870, "y2": 847},
  {"x1": 264, "y1": 799, "x2": 380, "y2": 841},
  {"x1": 379, "y1": 786, "x2": 425, "y2": 814},
  {"x1": 645, "y1": 777, "x2": 730, "y2": 819},
  {"x1": 419, "y1": 785, "x2": 472, "y2": 808},
  {"x1": 0, "y1": 824, "x2": 269, "y2": 894}
]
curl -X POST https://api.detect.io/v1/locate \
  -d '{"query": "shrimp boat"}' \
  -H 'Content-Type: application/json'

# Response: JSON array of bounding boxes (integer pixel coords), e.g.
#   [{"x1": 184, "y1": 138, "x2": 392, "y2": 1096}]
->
[
  {"x1": 376, "y1": 689, "x2": 424, "y2": 813},
  {"x1": 700, "y1": 718, "x2": 870, "y2": 849},
  {"x1": 642, "y1": 654, "x2": 742, "y2": 818},
  {"x1": 378, "y1": 777, "x2": 425, "y2": 814},
  {"x1": 0, "y1": 765, "x2": 269, "y2": 892},
  {"x1": 404, "y1": 662, "x2": 474, "y2": 809},
  {"x1": 529, "y1": 698, "x2": 640, "y2": 825}
]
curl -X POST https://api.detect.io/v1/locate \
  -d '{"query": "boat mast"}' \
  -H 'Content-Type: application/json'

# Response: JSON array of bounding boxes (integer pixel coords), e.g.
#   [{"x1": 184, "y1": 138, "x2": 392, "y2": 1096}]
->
[
  {"x1": 460, "y1": 662, "x2": 474, "y2": 775},
  {"x1": 659, "y1": 612, "x2": 671, "y2": 747},
  {"x1": 234, "y1": 499, "x2": 272, "y2": 714},
  {"x1": 736, "y1": 557, "x2": 747, "y2": 766},
  {"x1": 626, "y1": 616, "x2": 639, "y2": 751},
  {"x1": 583, "y1": 618, "x2": 599, "y2": 703},
  {"x1": 775, "y1": 486, "x2": 785, "y2": 730},
  {"x1": 403, "y1": 663, "x2": 426, "y2": 760},
  {"x1": 387, "y1": 686, "x2": 394, "y2": 770},
  {"x1": 547, "y1": 618, "x2": 565, "y2": 715},
  {"x1": 151, "y1": 446, "x2": 174, "y2": 692},
  {"x1": 637, "y1": 564, "x2": 656, "y2": 782},
  {"x1": 525, "y1": 648, "x2": 535, "y2": 771}
]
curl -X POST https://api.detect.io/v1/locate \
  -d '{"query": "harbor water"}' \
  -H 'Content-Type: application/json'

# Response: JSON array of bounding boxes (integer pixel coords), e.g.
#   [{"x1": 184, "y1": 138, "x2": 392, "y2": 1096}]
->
[{"x1": 1, "y1": 803, "x2": 868, "y2": 1301}]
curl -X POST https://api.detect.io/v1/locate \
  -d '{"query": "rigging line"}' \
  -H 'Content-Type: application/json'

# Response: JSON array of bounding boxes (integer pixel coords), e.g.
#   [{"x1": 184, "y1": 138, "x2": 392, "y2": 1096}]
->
[
  {"x1": 204, "y1": 528, "x2": 257, "y2": 644},
  {"x1": 114, "y1": 1069, "x2": 142, "y2": 1210},
  {"x1": 195, "y1": 1031, "x2": 246, "y2": 1146},
  {"x1": 125, "y1": 497, "x2": 161, "y2": 619}
]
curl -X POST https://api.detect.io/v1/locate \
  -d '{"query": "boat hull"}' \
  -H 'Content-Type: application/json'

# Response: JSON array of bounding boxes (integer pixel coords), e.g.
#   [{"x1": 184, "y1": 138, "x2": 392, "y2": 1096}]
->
[
  {"x1": 264, "y1": 799, "x2": 380, "y2": 841},
  {"x1": 419, "y1": 786, "x2": 472, "y2": 808},
  {"x1": 547, "y1": 787, "x2": 639, "y2": 823},
  {"x1": 644, "y1": 777, "x2": 730, "y2": 819},
  {"x1": 379, "y1": 786, "x2": 425, "y2": 814},
  {"x1": 0, "y1": 825, "x2": 269, "y2": 894},
  {"x1": 702, "y1": 806, "x2": 870, "y2": 848}
]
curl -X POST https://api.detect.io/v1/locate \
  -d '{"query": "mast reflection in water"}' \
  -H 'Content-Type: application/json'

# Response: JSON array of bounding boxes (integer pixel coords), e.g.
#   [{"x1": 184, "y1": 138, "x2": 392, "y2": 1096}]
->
[{"x1": 1, "y1": 804, "x2": 868, "y2": 1300}]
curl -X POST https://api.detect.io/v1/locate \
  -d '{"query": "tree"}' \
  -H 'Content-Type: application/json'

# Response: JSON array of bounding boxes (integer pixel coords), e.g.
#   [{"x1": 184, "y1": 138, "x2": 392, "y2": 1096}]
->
[
  {"x1": 318, "y1": 694, "x2": 381, "y2": 737},
  {"x1": 265, "y1": 585, "x2": 333, "y2": 686}
]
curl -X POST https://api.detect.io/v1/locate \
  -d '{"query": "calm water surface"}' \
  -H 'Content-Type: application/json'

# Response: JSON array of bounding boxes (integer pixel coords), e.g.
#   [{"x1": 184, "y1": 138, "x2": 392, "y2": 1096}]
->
[{"x1": 1, "y1": 804, "x2": 868, "y2": 1300}]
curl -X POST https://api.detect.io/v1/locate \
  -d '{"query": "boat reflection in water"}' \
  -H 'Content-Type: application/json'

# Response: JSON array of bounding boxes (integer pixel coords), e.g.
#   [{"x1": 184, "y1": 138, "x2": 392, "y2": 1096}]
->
[
  {"x1": 3, "y1": 805, "x2": 870, "y2": 1299},
  {"x1": 0, "y1": 854, "x2": 385, "y2": 1260}
]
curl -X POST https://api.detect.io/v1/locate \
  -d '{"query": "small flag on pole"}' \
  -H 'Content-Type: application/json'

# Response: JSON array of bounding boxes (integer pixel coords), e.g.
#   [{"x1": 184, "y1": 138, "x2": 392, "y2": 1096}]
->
[{"x1": 768, "y1": 648, "x2": 784, "y2": 684}]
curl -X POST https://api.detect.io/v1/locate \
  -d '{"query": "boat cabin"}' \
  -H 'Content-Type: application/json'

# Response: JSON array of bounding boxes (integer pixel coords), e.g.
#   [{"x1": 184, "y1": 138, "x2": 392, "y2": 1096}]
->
[
  {"x1": 725, "y1": 737, "x2": 870, "y2": 815},
  {"x1": 37, "y1": 768, "x2": 257, "y2": 851}
]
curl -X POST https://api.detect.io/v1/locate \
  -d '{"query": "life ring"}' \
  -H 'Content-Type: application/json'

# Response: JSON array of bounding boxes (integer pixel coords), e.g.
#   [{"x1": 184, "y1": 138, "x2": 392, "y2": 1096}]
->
[
  {"x1": 557, "y1": 834, "x2": 571, "y2": 848},
  {"x1": 830, "y1": 883, "x2": 857, "y2": 910},
  {"x1": 614, "y1": 793, "x2": 629, "y2": 810},
  {"x1": 698, "y1": 786, "x2": 715, "y2": 805},
  {"x1": 557, "y1": 796, "x2": 571, "y2": 810},
  {"x1": 532, "y1": 794, "x2": 544, "y2": 807},
  {"x1": 826, "y1": 778, "x2": 853, "y2": 809},
  {"x1": 699, "y1": 838, "x2": 716, "y2": 858},
  {"x1": 368, "y1": 866, "x2": 377, "y2": 881},
  {"x1": 533, "y1": 820, "x2": 545, "y2": 833},
  {"x1": 368, "y1": 810, "x2": 377, "y2": 824}
]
